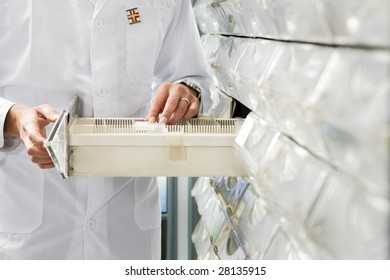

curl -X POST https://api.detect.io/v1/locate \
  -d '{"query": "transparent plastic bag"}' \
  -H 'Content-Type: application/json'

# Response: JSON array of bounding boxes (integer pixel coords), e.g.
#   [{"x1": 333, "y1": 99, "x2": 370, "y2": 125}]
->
[
  {"x1": 273, "y1": 0, "x2": 332, "y2": 43},
  {"x1": 306, "y1": 172, "x2": 390, "y2": 259},
  {"x1": 322, "y1": 0, "x2": 390, "y2": 47},
  {"x1": 192, "y1": 218, "x2": 214, "y2": 259},
  {"x1": 304, "y1": 48, "x2": 390, "y2": 194},
  {"x1": 194, "y1": 0, "x2": 221, "y2": 33},
  {"x1": 213, "y1": 222, "x2": 247, "y2": 260}
]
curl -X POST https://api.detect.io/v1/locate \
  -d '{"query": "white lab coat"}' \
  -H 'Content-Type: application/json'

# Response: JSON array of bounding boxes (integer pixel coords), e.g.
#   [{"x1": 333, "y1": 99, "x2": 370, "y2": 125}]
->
[{"x1": 0, "y1": 0, "x2": 210, "y2": 259}]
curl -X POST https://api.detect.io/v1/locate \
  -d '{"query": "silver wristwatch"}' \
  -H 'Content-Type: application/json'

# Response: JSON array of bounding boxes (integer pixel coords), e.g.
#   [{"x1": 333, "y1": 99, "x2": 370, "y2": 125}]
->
[{"x1": 175, "y1": 79, "x2": 202, "y2": 98}]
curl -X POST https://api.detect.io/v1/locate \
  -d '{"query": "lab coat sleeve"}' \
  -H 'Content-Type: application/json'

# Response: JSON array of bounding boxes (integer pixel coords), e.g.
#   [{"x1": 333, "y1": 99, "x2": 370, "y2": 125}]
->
[
  {"x1": 0, "y1": 97, "x2": 20, "y2": 151},
  {"x1": 152, "y1": 0, "x2": 212, "y2": 113}
]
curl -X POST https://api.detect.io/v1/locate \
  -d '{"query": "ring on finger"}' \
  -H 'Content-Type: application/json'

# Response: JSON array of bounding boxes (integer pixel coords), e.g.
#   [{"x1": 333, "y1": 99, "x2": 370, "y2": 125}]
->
[{"x1": 180, "y1": 97, "x2": 191, "y2": 105}]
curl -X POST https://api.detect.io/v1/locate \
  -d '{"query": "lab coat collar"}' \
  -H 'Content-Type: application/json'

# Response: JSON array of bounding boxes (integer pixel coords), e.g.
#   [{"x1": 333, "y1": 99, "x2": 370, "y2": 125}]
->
[{"x1": 93, "y1": 0, "x2": 113, "y2": 16}]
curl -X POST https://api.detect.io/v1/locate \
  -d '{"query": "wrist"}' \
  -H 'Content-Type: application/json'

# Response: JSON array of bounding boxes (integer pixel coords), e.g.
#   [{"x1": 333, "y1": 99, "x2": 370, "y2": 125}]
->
[
  {"x1": 174, "y1": 79, "x2": 202, "y2": 99},
  {"x1": 4, "y1": 104, "x2": 26, "y2": 138}
]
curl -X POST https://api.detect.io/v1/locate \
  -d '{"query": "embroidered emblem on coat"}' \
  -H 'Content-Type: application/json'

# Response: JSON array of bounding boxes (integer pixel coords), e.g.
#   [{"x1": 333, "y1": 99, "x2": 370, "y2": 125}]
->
[{"x1": 126, "y1": 8, "x2": 141, "y2": 25}]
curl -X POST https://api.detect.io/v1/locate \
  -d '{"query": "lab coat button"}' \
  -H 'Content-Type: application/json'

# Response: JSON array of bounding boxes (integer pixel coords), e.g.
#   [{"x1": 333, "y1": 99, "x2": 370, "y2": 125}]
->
[
  {"x1": 95, "y1": 20, "x2": 104, "y2": 29},
  {"x1": 88, "y1": 219, "x2": 96, "y2": 229},
  {"x1": 97, "y1": 88, "x2": 107, "y2": 97}
]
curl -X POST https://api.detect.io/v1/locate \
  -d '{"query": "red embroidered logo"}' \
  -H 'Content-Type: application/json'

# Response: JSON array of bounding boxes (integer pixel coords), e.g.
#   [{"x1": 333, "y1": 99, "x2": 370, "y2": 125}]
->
[{"x1": 126, "y1": 8, "x2": 141, "y2": 25}]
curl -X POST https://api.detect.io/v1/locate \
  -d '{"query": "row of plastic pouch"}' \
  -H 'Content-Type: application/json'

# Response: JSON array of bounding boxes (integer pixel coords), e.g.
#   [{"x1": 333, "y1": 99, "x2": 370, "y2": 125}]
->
[
  {"x1": 202, "y1": 35, "x2": 389, "y2": 195},
  {"x1": 193, "y1": 174, "x2": 390, "y2": 259},
  {"x1": 193, "y1": 175, "x2": 390, "y2": 259},
  {"x1": 202, "y1": 34, "x2": 389, "y2": 144},
  {"x1": 319, "y1": 0, "x2": 389, "y2": 47},
  {"x1": 211, "y1": 177, "x2": 250, "y2": 214},
  {"x1": 192, "y1": 176, "x2": 315, "y2": 259},
  {"x1": 211, "y1": 177, "x2": 257, "y2": 260},
  {"x1": 273, "y1": 0, "x2": 390, "y2": 47},
  {"x1": 193, "y1": 176, "x2": 328, "y2": 259},
  {"x1": 194, "y1": 0, "x2": 390, "y2": 48},
  {"x1": 307, "y1": 42, "x2": 389, "y2": 194},
  {"x1": 192, "y1": 215, "x2": 247, "y2": 260},
  {"x1": 234, "y1": 113, "x2": 390, "y2": 259},
  {"x1": 192, "y1": 177, "x2": 249, "y2": 259},
  {"x1": 191, "y1": 177, "x2": 227, "y2": 242},
  {"x1": 191, "y1": 177, "x2": 249, "y2": 247},
  {"x1": 235, "y1": 114, "x2": 332, "y2": 220},
  {"x1": 211, "y1": 177, "x2": 279, "y2": 260},
  {"x1": 305, "y1": 172, "x2": 390, "y2": 259},
  {"x1": 194, "y1": 177, "x2": 251, "y2": 222},
  {"x1": 240, "y1": 189, "x2": 330, "y2": 259},
  {"x1": 192, "y1": 177, "x2": 251, "y2": 218}
]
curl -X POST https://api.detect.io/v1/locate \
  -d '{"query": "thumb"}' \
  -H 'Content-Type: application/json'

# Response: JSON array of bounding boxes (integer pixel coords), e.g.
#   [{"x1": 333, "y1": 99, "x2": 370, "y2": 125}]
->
[{"x1": 35, "y1": 104, "x2": 59, "y2": 122}]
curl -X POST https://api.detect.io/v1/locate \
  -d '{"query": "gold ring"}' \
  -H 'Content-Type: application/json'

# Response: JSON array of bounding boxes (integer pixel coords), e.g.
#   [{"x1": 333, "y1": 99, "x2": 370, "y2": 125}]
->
[{"x1": 180, "y1": 97, "x2": 190, "y2": 105}]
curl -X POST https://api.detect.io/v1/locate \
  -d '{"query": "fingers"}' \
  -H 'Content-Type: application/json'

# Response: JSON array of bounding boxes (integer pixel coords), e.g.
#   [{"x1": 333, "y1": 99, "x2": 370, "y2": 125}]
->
[
  {"x1": 146, "y1": 83, "x2": 200, "y2": 125},
  {"x1": 21, "y1": 128, "x2": 53, "y2": 168},
  {"x1": 158, "y1": 92, "x2": 182, "y2": 124},
  {"x1": 11, "y1": 104, "x2": 58, "y2": 169},
  {"x1": 146, "y1": 83, "x2": 169, "y2": 124},
  {"x1": 27, "y1": 104, "x2": 58, "y2": 145},
  {"x1": 167, "y1": 98, "x2": 191, "y2": 124},
  {"x1": 24, "y1": 123, "x2": 46, "y2": 146},
  {"x1": 28, "y1": 145, "x2": 54, "y2": 169},
  {"x1": 31, "y1": 155, "x2": 55, "y2": 169},
  {"x1": 30, "y1": 105, "x2": 58, "y2": 169},
  {"x1": 35, "y1": 104, "x2": 59, "y2": 122},
  {"x1": 183, "y1": 101, "x2": 199, "y2": 120}
]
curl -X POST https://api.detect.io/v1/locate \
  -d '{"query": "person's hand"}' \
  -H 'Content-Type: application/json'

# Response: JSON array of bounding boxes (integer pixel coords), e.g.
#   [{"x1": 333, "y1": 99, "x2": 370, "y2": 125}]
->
[
  {"x1": 4, "y1": 104, "x2": 59, "y2": 169},
  {"x1": 146, "y1": 82, "x2": 200, "y2": 125}
]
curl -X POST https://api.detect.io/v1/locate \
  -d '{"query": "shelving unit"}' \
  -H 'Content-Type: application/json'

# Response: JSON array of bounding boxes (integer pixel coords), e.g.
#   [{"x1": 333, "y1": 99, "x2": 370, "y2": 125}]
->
[{"x1": 192, "y1": 0, "x2": 390, "y2": 260}]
